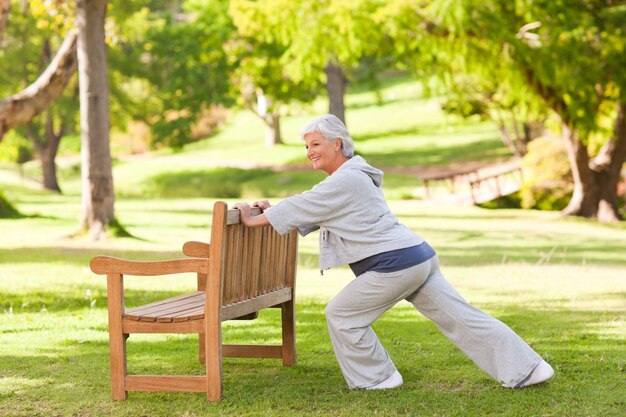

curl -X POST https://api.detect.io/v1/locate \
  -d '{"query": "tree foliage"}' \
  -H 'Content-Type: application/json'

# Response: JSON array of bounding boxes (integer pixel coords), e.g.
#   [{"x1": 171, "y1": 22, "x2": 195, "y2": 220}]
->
[
  {"x1": 227, "y1": 4, "x2": 320, "y2": 146},
  {"x1": 110, "y1": 0, "x2": 235, "y2": 148},
  {"x1": 0, "y1": 1, "x2": 79, "y2": 191},
  {"x1": 230, "y1": 0, "x2": 393, "y2": 122},
  {"x1": 0, "y1": 0, "x2": 9, "y2": 43},
  {"x1": 387, "y1": 0, "x2": 626, "y2": 221},
  {"x1": 441, "y1": 74, "x2": 548, "y2": 157},
  {"x1": 0, "y1": 27, "x2": 77, "y2": 141}
]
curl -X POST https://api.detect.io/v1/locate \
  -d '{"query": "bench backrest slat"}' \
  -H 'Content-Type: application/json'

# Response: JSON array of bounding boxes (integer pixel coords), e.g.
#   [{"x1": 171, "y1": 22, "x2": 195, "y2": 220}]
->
[{"x1": 209, "y1": 201, "x2": 298, "y2": 308}]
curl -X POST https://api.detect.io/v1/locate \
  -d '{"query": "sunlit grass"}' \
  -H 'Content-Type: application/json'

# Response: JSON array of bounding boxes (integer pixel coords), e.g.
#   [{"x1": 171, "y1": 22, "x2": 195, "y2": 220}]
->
[
  {"x1": 1, "y1": 75, "x2": 625, "y2": 416},
  {"x1": 2, "y1": 191, "x2": 625, "y2": 417}
]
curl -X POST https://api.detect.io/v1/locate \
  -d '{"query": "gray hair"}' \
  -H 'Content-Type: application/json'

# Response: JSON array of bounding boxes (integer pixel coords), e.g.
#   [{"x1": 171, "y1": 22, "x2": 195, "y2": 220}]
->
[{"x1": 300, "y1": 114, "x2": 355, "y2": 158}]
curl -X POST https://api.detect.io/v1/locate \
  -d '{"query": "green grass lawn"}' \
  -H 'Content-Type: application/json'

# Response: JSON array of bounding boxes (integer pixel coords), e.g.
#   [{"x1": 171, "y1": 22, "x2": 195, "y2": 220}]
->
[
  {"x1": 1, "y1": 75, "x2": 625, "y2": 416},
  {"x1": 1, "y1": 188, "x2": 624, "y2": 417}
]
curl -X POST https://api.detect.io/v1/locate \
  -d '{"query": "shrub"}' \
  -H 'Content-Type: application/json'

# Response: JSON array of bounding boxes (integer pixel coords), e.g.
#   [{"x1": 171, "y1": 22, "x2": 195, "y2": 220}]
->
[
  {"x1": 478, "y1": 191, "x2": 522, "y2": 209},
  {"x1": 0, "y1": 132, "x2": 33, "y2": 164},
  {"x1": 519, "y1": 136, "x2": 573, "y2": 211}
]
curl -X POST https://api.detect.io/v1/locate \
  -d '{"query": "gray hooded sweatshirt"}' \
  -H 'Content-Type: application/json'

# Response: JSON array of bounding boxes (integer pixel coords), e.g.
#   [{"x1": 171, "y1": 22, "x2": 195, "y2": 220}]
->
[{"x1": 264, "y1": 156, "x2": 424, "y2": 272}]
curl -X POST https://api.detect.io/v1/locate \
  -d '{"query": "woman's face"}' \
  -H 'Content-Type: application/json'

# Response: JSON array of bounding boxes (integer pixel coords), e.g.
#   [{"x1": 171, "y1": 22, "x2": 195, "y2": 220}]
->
[{"x1": 304, "y1": 131, "x2": 343, "y2": 175}]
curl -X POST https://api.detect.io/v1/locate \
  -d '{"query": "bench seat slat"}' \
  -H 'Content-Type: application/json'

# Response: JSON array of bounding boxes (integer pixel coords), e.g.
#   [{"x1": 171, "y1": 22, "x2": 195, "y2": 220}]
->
[
  {"x1": 130, "y1": 298, "x2": 205, "y2": 320},
  {"x1": 221, "y1": 288, "x2": 292, "y2": 321},
  {"x1": 124, "y1": 287, "x2": 292, "y2": 323},
  {"x1": 126, "y1": 292, "x2": 205, "y2": 322},
  {"x1": 128, "y1": 294, "x2": 205, "y2": 317},
  {"x1": 124, "y1": 291, "x2": 203, "y2": 320}
]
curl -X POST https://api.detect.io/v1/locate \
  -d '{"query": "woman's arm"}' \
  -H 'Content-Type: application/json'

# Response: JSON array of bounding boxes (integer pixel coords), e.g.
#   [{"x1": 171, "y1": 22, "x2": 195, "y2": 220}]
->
[
  {"x1": 237, "y1": 171, "x2": 353, "y2": 234},
  {"x1": 233, "y1": 202, "x2": 270, "y2": 228}
]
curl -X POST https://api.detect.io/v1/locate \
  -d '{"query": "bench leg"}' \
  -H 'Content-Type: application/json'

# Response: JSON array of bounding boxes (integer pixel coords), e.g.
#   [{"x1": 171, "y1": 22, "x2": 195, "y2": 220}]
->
[
  {"x1": 205, "y1": 322, "x2": 222, "y2": 401},
  {"x1": 107, "y1": 274, "x2": 128, "y2": 400},
  {"x1": 109, "y1": 331, "x2": 128, "y2": 400},
  {"x1": 198, "y1": 333, "x2": 205, "y2": 364},
  {"x1": 281, "y1": 300, "x2": 296, "y2": 366}
]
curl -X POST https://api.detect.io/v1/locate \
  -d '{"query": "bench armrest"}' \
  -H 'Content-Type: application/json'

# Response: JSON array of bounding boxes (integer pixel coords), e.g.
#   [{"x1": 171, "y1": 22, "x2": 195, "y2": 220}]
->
[
  {"x1": 183, "y1": 241, "x2": 210, "y2": 258},
  {"x1": 90, "y1": 256, "x2": 208, "y2": 276}
]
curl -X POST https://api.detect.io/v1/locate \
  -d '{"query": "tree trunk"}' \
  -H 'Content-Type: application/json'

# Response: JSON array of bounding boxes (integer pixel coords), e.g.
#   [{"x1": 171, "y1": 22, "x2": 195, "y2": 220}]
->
[
  {"x1": 524, "y1": 67, "x2": 625, "y2": 221},
  {"x1": 41, "y1": 113, "x2": 63, "y2": 192},
  {"x1": 0, "y1": 30, "x2": 78, "y2": 140},
  {"x1": 76, "y1": 0, "x2": 115, "y2": 240},
  {"x1": 0, "y1": 0, "x2": 9, "y2": 44},
  {"x1": 561, "y1": 102, "x2": 626, "y2": 221},
  {"x1": 497, "y1": 123, "x2": 523, "y2": 158},
  {"x1": 264, "y1": 111, "x2": 282, "y2": 147},
  {"x1": 23, "y1": 40, "x2": 64, "y2": 193},
  {"x1": 26, "y1": 114, "x2": 63, "y2": 192},
  {"x1": 248, "y1": 91, "x2": 283, "y2": 147},
  {"x1": 324, "y1": 62, "x2": 348, "y2": 124},
  {"x1": 40, "y1": 146, "x2": 61, "y2": 192}
]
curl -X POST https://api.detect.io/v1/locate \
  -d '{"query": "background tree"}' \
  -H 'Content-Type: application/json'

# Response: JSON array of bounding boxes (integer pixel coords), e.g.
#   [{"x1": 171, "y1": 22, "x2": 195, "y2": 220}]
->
[
  {"x1": 0, "y1": 1, "x2": 79, "y2": 192},
  {"x1": 0, "y1": 0, "x2": 9, "y2": 43},
  {"x1": 76, "y1": 0, "x2": 115, "y2": 239},
  {"x1": 472, "y1": 1, "x2": 625, "y2": 221},
  {"x1": 225, "y1": 33, "x2": 318, "y2": 147},
  {"x1": 441, "y1": 75, "x2": 548, "y2": 157},
  {"x1": 0, "y1": 29, "x2": 77, "y2": 141},
  {"x1": 230, "y1": 0, "x2": 389, "y2": 124},
  {"x1": 377, "y1": 0, "x2": 545, "y2": 158},
  {"x1": 383, "y1": 0, "x2": 626, "y2": 221},
  {"x1": 110, "y1": 0, "x2": 235, "y2": 149}
]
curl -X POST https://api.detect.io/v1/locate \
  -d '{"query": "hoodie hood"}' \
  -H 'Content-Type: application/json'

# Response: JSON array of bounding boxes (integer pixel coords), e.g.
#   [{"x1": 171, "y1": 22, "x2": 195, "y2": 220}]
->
[{"x1": 340, "y1": 155, "x2": 384, "y2": 187}]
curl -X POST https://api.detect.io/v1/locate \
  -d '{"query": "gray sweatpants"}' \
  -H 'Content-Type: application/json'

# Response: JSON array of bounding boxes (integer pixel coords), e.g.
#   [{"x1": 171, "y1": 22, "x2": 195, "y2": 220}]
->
[{"x1": 325, "y1": 256, "x2": 543, "y2": 389}]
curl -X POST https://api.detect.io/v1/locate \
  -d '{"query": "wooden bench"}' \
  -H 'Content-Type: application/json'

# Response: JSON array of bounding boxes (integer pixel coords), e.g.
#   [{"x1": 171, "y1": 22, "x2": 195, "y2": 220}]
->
[
  {"x1": 420, "y1": 166, "x2": 480, "y2": 198},
  {"x1": 90, "y1": 201, "x2": 298, "y2": 401},
  {"x1": 468, "y1": 160, "x2": 523, "y2": 204}
]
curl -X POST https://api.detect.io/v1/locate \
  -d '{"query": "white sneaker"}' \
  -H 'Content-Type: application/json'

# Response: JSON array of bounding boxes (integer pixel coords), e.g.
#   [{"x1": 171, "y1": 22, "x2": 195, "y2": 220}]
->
[
  {"x1": 366, "y1": 370, "x2": 403, "y2": 390},
  {"x1": 517, "y1": 360, "x2": 554, "y2": 388}
]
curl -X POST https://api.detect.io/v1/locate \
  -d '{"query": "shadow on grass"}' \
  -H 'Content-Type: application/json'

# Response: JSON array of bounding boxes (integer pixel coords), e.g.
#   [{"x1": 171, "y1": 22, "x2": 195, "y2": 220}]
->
[
  {"x1": 346, "y1": 73, "x2": 419, "y2": 95},
  {"x1": 360, "y1": 137, "x2": 511, "y2": 168},
  {"x1": 0, "y1": 190, "x2": 59, "y2": 220},
  {"x1": 1, "y1": 302, "x2": 624, "y2": 416},
  {"x1": 351, "y1": 117, "x2": 484, "y2": 143},
  {"x1": 283, "y1": 135, "x2": 510, "y2": 169},
  {"x1": 0, "y1": 247, "x2": 184, "y2": 266},
  {"x1": 0, "y1": 287, "x2": 200, "y2": 315},
  {"x1": 346, "y1": 93, "x2": 425, "y2": 111},
  {"x1": 122, "y1": 168, "x2": 275, "y2": 199},
  {"x1": 0, "y1": 246, "x2": 319, "y2": 269},
  {"x1": 433, "y1": 239, "x2": 626, "y2": 267},
  {"x1": 118, "y1": 168, "x2": 324, "y2": 200}
]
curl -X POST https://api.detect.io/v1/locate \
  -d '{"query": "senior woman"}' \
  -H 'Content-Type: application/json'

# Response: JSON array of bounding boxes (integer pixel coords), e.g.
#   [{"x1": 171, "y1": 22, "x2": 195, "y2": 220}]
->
[{"x1": 233, "y1": 114, "x2": 554, "y2": 390}]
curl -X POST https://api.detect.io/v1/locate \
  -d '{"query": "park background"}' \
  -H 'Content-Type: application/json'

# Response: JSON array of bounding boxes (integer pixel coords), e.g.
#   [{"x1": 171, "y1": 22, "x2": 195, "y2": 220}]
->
[{"x1": 0, "y1": 1, "x2": 625, "y2": 416}]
